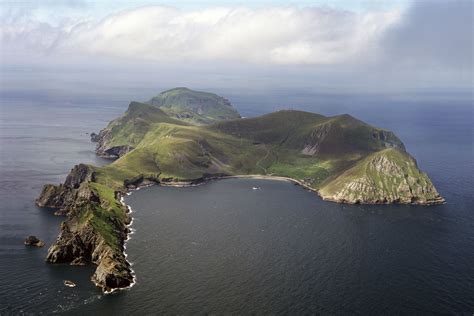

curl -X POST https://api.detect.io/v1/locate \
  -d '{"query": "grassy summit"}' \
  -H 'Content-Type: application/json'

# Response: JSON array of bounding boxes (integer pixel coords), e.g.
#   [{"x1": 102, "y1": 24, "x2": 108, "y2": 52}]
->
[{"x1": 146, "y1": 87, "x2": 241, "y2": 124}]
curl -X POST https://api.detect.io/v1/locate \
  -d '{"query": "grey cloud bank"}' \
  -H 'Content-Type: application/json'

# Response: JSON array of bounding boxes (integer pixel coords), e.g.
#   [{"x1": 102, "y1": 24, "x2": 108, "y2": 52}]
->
[
  {"x1": 0, "y1": 1, "x2": 472, "y2": 95},
  {"x1": 382, "y1": 0, "x2": 473, "y2": 69}
]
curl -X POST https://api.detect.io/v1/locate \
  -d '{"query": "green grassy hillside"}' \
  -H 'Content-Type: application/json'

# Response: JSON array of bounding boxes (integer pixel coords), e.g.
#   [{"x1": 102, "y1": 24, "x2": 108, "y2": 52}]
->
[
  {"x1": 102, "y1": 101, "x2": 187, "y2": 146},
  {"x1": 212, "y1": 110, "x2": 404, "y2": 157},
  {"x1": 146, "y1": 87, "x2": 241, "y2": 124},
  {"x1": 95, "y1": 102, "x2": 189, "y2": 157},
  {"x1": 92, "y1": 102, "x2": 442, "y2": 204}
]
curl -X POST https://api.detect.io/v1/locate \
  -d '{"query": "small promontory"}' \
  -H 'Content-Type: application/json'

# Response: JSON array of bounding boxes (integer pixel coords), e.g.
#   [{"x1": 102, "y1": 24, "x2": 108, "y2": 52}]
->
[{"x1": 37, "y1": 164, "x2": 134, "y2": 292}]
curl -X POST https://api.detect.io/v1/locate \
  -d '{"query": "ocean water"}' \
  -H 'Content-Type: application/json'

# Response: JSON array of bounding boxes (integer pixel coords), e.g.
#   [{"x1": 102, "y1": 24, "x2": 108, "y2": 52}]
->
[
  {"x1": 0, "y1": 92, "x2": 472, "y2": 314},
  {"x1": 0, "y1": 98, "x2": 123, "y2": 314}
]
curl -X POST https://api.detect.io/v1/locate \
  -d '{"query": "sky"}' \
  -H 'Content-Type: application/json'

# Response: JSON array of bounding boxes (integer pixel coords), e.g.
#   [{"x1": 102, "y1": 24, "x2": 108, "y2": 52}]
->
[{"x1": 0, "y1": 0, "x2": 472, "y2": 97}]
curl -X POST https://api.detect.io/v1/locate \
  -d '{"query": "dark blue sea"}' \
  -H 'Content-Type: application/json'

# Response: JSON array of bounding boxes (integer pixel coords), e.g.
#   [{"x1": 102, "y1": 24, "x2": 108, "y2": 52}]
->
[{"x1": 0, "y1": 91, "x2": 473, "y2": 314}]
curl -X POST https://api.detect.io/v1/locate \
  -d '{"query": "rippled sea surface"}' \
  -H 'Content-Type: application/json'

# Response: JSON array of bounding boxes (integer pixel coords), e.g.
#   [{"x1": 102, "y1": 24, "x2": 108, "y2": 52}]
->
[{"x1": 0, "y1": 94, "x2": 473, "y2": 314}]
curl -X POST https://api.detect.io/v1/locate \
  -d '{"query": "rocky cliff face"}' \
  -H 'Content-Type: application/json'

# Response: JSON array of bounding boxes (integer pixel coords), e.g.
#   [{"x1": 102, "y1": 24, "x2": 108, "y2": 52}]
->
[
  {"x1": 94, "y1": 128, "x2": 133, "y2": 159},
  {"x1": 302, "y1": 122, "x2": 332, "y2": 155},
  {"x1": 47, "y1": 219, "x2": 133, "y2": 290},
  {"x1": 36, "y1": 164, "x2": 99, "y2": 213},
  {"x1": 376, "y1": 130, "x2": 405, "y2": 150},
  {"x1": 36, "y1": 164, "x2": 134, "y2": 292},
  {"x1": 90, "y1": 132, "x2": 100, "y2": 142},
  {"x1": 318, "y1": 148, "x2": 445, "y2": 205}
]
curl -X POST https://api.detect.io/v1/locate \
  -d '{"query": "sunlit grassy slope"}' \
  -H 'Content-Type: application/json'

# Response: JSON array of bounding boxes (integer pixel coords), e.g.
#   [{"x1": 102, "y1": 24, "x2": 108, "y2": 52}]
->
[{"x1": 98, "y1": 101, "x2": 189, "y2": 149}]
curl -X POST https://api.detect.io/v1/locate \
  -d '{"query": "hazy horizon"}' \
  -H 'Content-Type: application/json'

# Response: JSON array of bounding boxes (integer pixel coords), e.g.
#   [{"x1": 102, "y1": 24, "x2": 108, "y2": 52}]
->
[{"x1": 1, "y1": 0, "x2": 473, "y2": 99}]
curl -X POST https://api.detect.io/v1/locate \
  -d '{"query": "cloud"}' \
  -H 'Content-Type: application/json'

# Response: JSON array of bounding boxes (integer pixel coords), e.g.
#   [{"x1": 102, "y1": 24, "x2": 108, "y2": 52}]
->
[
  {"x1": 381, "y1": 0, "x2": 473, "y2": 69},
  {"x1": 1, "y1": 5, "x2": 402, "y2": 65},
  {"x1": 0, "y1": 1, "x2": 472, "y2": 93}
]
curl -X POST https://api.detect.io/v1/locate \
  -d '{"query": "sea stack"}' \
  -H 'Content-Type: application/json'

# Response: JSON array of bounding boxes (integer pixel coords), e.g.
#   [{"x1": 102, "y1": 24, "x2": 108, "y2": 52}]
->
[{"x1": 24, "y1": 236, "x2": 45, "y2": 247}]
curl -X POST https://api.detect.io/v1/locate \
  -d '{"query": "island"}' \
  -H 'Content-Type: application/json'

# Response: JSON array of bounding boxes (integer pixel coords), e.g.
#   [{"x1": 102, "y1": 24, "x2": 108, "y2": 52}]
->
[{"x1": 36, "y1": 87, "x2": 444, "y2": 292}]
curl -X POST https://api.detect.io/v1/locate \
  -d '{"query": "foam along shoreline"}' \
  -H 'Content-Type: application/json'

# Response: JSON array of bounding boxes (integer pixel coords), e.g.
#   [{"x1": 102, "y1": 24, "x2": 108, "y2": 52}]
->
[
  {"x1": 101, "y1": 193, "x2": 138, "y2": 295},
  {"x1": 104, "y1": 183, "x2": 161, "y2": 294}
]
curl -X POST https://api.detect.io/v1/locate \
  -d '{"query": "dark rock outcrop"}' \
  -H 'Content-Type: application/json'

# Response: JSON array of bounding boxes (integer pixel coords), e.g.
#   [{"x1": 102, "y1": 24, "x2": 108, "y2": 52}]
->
[
  {"x1": 36, "y1": 165, "x2": 134, "y2": 293},
  {"x1": 94, "y1": 128, "x2": 133, "y2": 158},
  {"x1": 90, "y1": 132, "x2": 100, "y2": 142},
  {"x1": 123, "y1": 174, "x2": 161, "y2": 189},
  {"x1": 64, "y1": 164, "x2": 96, "y2": 189},
  {"x1": 93, "y1": 127, "x2": 133, "y2": 159},
  {"x1": 101, "y1": 145, "x2": 134, "y2": 159},
  {"x1": 302, "y1": 122, "x2": 332, "y2": 155},
  {"x1": 46, "y1": 219, "x2": 133, "y2": 292},
  {"x1": 36, "y1": 164, "x2": 99, "y2": 214},
  {"x1": 374, "y1": 130, "x2": 406, "y2": 151},
  {"x1": 36, "y1": 184, "x2": 73, "y2": 210},
  {"x1": 24, "y1": 236, "x2": 45, "y2": 247}
]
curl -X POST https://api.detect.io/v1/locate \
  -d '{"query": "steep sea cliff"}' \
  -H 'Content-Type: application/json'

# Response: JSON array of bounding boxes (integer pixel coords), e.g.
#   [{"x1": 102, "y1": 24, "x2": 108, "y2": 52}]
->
[{"x1": 36, "y1": 165, "x2": 134, "y2": 292}]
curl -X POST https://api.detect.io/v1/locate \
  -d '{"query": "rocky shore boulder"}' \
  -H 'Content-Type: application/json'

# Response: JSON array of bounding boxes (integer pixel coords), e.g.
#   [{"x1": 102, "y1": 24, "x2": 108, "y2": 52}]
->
[
  {"x1": 24, "y1": 236, "x2": 45, "y2": 247},
  {"x1": 90, "y1": 132, "x2": 100, "y2": 142}
]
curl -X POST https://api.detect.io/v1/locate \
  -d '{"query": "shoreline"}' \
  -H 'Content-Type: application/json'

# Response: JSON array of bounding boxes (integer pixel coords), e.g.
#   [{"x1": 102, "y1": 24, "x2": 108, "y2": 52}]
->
[
  {"x1": 100, "y1": 190, "x2": 141, "y2": 295},
  {"x1": 220, "y1": 175, "x2": 317, "y2": 192},
  {"x1": 155, "y1": 174, "x2": 445, "y2": 205},
  {"x1": 159, "y1": 174, "x2": 316, "y2": 191},
  {"x1": 103, "y1": 173, "x2": 445, "y2": 293},
  {"x1": 101, "y1": 182, "x2": 157, "y2": 294}
]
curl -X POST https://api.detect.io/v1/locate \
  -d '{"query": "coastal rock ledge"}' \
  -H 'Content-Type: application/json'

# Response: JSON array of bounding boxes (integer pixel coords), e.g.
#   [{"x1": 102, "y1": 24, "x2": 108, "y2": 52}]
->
[{"x1": 36, "y1": 164, "x2": 134, "y2": 292}]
